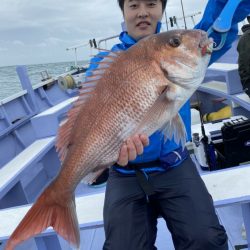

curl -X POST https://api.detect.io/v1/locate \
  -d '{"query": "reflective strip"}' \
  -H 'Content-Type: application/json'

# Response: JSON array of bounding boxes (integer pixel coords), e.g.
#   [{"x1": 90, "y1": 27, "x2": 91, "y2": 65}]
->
[
  {"x1": 113, "y1": 148, "x2": 189, "y2": 175},
  {"x1": 172, "y1": 150, "x2": 182, "y2": 161}
]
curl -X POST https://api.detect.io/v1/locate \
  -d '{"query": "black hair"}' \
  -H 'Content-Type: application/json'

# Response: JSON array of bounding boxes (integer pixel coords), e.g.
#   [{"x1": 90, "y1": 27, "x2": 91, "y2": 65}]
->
[{"x1": 117, "y1": 0, "x2": 167, "y2": 13}]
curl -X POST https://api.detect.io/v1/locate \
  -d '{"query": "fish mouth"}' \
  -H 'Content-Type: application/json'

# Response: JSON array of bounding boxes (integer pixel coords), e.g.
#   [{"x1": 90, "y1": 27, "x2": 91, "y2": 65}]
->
[{"x1": 200, "y1": 38, "x2": 214, "y2": 56}]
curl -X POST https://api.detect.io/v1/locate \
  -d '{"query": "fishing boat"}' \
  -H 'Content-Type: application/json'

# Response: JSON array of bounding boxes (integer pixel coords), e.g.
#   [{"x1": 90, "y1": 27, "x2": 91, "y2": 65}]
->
[{"x1": 0, "y1": 8, "x2": 250, "y2": 250}]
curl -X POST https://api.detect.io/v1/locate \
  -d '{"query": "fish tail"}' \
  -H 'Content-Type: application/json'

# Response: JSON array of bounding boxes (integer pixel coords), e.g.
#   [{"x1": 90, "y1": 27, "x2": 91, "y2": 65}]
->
[{"x1": 5, "y1": 182, "x2": 80, "y2": 250}]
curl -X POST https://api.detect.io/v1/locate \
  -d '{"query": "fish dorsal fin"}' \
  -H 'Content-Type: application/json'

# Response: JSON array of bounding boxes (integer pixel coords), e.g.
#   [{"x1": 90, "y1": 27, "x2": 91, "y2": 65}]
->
[
  {"x1": 56, "y1": 81, "x2": 98, "y2": 162},
  {"x1": 56, "y1": 51, "x2": 121, "y2": 162},
  {"x1": 78, "y1": 51, "x2": 121, "y2": 89},
  {"x1": 56, "y1": 104, "x2": 79, "y2": 162}
]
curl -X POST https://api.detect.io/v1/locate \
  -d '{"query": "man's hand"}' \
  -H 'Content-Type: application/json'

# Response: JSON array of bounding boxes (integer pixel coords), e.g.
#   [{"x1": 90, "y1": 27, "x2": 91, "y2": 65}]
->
[{"x1": 117, "y1": 134, "x2": 149, "y2": 166}]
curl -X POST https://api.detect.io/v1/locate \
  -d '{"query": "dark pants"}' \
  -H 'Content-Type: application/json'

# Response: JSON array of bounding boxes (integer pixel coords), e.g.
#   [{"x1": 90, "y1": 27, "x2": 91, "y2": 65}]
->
[{"x1": 103, "y1": 156, "x2": 228, "y2": 250}]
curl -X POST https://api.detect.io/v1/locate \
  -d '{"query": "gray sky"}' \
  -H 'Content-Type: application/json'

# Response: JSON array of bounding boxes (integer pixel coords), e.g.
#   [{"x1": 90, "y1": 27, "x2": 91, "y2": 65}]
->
[{"x1": 0, "y1": 0, "x2": 210, "y2": 67}]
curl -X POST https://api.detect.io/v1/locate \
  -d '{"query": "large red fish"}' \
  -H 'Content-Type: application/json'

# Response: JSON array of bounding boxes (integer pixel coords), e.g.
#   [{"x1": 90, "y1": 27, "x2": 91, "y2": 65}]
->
[{"x1": 5, "y1": 29, "x2": 213, "y2": 249}]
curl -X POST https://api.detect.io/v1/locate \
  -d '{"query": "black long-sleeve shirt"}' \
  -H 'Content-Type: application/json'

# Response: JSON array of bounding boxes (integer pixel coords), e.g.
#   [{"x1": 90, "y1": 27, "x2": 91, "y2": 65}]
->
[{"x1": 237, "y1": 24, "x2": 250, "y2": 90}]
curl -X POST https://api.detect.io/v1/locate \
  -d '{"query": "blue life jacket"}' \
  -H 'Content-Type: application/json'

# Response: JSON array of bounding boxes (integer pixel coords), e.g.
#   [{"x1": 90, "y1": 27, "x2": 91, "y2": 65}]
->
[{"x1": 85, "y1": 2, "x2": 243, "y2": 172}]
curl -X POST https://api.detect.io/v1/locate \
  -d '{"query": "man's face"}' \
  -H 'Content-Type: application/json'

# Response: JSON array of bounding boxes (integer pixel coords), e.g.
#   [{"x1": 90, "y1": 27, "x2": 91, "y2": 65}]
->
[{"x1": 123, "y1": 0, "x2": 163, "y2": 41}]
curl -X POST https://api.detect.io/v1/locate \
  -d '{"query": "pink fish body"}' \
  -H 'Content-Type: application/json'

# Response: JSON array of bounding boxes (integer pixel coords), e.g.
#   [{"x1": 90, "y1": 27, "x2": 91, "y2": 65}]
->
[{"x1": 5, "y1": 29, "x2": 212, "y2": 250}]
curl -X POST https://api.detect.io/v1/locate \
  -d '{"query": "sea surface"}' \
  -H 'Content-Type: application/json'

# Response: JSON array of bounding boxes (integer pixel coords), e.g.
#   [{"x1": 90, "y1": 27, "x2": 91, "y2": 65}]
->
[{"x1": 0, "y1": 61, "x2": 88, "y2": 101}]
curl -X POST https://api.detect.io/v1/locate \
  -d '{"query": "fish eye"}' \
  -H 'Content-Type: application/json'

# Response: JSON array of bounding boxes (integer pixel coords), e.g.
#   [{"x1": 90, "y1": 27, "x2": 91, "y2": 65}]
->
[{"x1": 169, "y1": 37, "x2": 181, "y2": 47}]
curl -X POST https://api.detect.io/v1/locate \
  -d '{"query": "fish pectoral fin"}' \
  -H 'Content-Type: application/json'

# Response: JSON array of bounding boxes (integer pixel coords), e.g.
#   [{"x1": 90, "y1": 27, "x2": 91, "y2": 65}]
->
[
  {"x1": 5, "y1": 183, "x2": 80, "y2": 250},
  {"x1": 160, "y1": 114, "x2": 187, "y2": 149}
]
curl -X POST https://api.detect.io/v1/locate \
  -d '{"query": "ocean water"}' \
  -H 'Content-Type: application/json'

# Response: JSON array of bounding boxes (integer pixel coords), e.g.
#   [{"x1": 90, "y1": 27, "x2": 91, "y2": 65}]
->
[{"x1": 0, "y1": 61, "x2": 88, "y2": 101}]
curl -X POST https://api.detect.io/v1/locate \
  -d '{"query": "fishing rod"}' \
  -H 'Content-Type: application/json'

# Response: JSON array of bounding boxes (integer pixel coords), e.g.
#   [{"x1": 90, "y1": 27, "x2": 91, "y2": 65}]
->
[
  {"x1": 164, "y1": 10, "x2": 169, "y2": 31},
  {"x1": 165, "y1": 12, "x2": 202, "y2": 29},
  {"x1": 180, "y1": 0, "x2": 187, "y2": 29}
]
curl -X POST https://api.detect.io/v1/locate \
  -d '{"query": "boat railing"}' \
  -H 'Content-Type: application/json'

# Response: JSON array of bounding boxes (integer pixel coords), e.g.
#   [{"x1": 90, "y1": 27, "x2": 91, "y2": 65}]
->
[
  {"x1": 0, "y1": 90, "x2": 28, "y2": 106},
  {"x1": 66, "y1": 42, "x2": 90, "y2": 68},
  {"x1": 0, "y1": 66, "x2": 80, "y2": 142},
  {"x1": 0, "y1": 89, "x2": 34, "y2": 141},
  {"x1": 32, "y1": 69, "x2": 78, "y2": 90},
  {"x1": 98, "y1": 35, "x2": 119, "y2": 49}
]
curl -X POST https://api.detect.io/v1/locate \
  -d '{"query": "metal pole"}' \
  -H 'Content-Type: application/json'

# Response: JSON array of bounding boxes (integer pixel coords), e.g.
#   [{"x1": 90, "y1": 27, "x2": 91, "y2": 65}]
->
[
  {"x1": 191, "y1": 16, "x2": 195, "y2": 26},
  {"x1": 74, "y1": 48, "x2": 78, "y2": 67},
  {"x1": 180, "y1": 0, "x2": 187, "y2": 29},
  {"x1": 164, "y1": 10, "x2": 169, "y2": 31}
]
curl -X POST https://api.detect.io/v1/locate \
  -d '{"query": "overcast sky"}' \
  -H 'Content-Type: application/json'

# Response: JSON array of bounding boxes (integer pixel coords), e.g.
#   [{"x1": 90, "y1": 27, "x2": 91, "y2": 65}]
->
[{"x1": 0, "y1": 0, "x2": 213, "y2": 67}]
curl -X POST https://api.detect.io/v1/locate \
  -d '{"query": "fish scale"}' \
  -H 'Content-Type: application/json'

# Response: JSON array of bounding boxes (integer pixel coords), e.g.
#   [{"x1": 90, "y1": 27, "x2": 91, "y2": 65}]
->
[
  {"x1": 76, "y1": 66, "x2": 159, "y2": 175},
  {"x1": 49, "y1": 63, "x2": 161, "y2": 193}
]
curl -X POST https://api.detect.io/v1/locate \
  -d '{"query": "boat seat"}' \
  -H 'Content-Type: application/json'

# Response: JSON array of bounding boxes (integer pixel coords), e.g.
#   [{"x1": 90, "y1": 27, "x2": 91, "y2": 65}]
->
[
  {"x1": 0, "y1": 136, "x2": 56, "y2": 208},
  {"x1": 200, "y1": 164, "x2": 250, "y2": 207},
  {"x1": 1, "y1": 164, "x2": 250, "y2": 249},
  {"x1": 31, "y1": 96, "x2": 78, "y2": 138},
  {"x1": 205, "y1": 63, "x2": 242, "y2": 95}
]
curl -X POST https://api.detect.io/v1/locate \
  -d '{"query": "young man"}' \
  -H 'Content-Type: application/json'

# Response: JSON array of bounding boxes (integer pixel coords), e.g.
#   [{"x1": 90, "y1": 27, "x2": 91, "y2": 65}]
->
[{"x1": 86, "y1": 0, "x2": 250, "y2": 249}]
